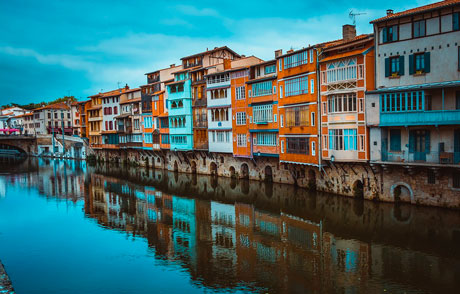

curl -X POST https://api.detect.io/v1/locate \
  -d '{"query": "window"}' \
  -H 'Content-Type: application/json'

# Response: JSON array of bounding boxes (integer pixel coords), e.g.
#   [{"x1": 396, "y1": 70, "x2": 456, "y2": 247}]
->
[
  {"x1": 359, "y1": 135, "x2": 365, "y2": 151},
  {"x1": 381, "y1": 91, "x2": 425, "y2": 112},
  {"x1": 280, "y1": 140, "x2": 284, "y2": 153},
  {"x1": 285, "y1": 76, "x2": 308, "y2": 97},
  {"x1": 382, "y1": 25, "x2": 398, "y2": 43},
  {"x1": 311, "y1": 112, "x2": 315, "y2": 126},
  {"x1": 390, "y1": 56, "x2": 400, "y2": 75},
  {"x1": 310, "y1": 79, "x2": 314, "y2": 94},
  {"x1": 390, "y1": 129, "x2": 401, "y2": 151},
  {"x1": 280, "y1": 114, "x2": 284, "y2": 127},
  {"x1": 253, "y1": 104, "x2": 273, "y2": 123},
  {"x1": 236, "y1": 112, "x2": 246, "y2": 125},
  {"x1": 134, "y1": 119, "x2": 140, "y2": 130},
  {"x1": 113, "y1": 106, "x2": 118, "y2": 115},
  {"x1": 273, "y1": 86, "x2": 276, "y2": 94},
  {"x1": 311, "y1": 141, "x2": 316, "y2": 156},
  {"x1": 280, "y1": 86, "x2": 283, "y2": 98},
  {"x1": 264, "y1": 65, "x2": 276, "y2": 74},
  {"x1": 458, "y1": 46, "x2": 460, "y2": 71},
  {"x1": 286, "y1": 137, "x2": 309, "y2": 154},
  {"x1": 322, "y1": 102, "x2": 327, "y2": 115},
  {"x1": 278, "y1": 60, "x2": 282, "y2": 72},
  {"x1": 255, "y1": 133, "x2": 276, "y2": 146},
  {"x1": 326, "y1": 58, "x2": 357, "y2": 83},
  {"x1": 359, "y1": 99, "x2": 364, "y2": 112},
  {"x1": 284, "y1": 50, "x2": 308, "y2": 69},
  {"x1": 161, "y1": 134, "x2": 170, "y2": 144},
  {"x1": 453, "y1": 12, "x2": 459, "y2": 31},
  {"x1": 453, "y1": 172, "x2": 460, "y2": 188},
  {"x1": 327, "y1": 94, "x2": 357, "y2": 113},
  {"x1": 286, "y1": 106, "x2": 309, "y2": 127},
  {"x1": 328, "y1": 129, "x2": 357, "y2": 150},
  {"x1": 48, "y1": 113, "x2": 51, "y2": 119},
  {"x1": 409, "y1": 52, "x2": 430, "y2": 74},
  {"x1": 427, "y1": 170, "x2": 436, "y2": 184},
  {"x1": 236, "y1": 86, "x2": 246, "y2": 100},
  {"x1": 309, "y1": 49, "x2": 314, "y2": 63},
  {"x1": 413, "y1": 20, "x2": 426, "y2": 38},
  {"x1": 252, "y1": 81, "x2": 272, "y2": 97},
  {"x1": 237, "y1": 134, "x2": 247, "y2": 147},
  {"x1": 274, "y1": 114, "x2": 277, "y2": 122}
]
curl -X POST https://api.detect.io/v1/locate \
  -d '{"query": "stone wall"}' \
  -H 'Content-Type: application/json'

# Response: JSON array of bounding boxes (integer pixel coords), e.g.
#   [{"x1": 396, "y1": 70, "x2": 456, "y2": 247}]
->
[{"x1": 91, "y1": 148, "x2": 460, "y2": 209}]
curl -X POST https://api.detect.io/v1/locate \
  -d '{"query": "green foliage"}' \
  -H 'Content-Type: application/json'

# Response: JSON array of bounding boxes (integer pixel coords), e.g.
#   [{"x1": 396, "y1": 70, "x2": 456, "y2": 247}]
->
[{"x1": 1, "y1": 96, "x2": 77, "y2": 110}]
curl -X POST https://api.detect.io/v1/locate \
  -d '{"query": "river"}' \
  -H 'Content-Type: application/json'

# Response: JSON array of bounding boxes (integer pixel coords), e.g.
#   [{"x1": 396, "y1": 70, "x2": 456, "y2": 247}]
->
[{"x1": 0, "y1": 158, "x2": 459, "y2": 293}]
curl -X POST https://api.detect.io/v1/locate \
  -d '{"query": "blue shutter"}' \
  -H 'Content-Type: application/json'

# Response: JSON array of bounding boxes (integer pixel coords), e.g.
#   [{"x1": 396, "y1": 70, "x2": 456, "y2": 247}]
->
[
  {"x1": 385, "y1": 58, "x2": 390, "y2": 77},
  {"x1": 390, "y1": 129, "x2": 401, "y2": 151},
  {"x1": 409, "y1": 54, "x2": 415, "y2": 75},
  {"x1": 424, "y1": 52, "x2": 430, "y2": 73},
  {"x1": 409, "y1": 131, "x2": 415, "y2": 153},
  {"x1": 399, "y1": 56, "x2": 405, "y2": 76},
  {"x1": 425, "y1": 130, "x2": 430, "y2": 153}
]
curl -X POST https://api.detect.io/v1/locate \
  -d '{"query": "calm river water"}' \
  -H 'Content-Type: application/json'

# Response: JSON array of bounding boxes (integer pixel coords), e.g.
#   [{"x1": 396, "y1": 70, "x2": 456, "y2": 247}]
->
[{"x1": 0, "y1": 158, "x2": 459, "y2": 294}]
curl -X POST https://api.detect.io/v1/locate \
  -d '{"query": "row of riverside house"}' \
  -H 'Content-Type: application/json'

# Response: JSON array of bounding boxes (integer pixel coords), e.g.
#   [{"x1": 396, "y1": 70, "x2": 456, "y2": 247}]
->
[{"x1": 75, "y1": 0, "x2": 460, "y2": 207}]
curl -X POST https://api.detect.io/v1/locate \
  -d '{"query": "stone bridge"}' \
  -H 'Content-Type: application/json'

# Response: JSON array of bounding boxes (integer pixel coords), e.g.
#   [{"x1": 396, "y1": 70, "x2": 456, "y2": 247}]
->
[{"x1": 0, "y1": 134, "x2": 86, "y2": 158}]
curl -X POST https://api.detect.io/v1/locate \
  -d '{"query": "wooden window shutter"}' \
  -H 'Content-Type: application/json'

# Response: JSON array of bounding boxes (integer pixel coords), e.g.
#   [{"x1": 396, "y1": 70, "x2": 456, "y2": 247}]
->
[
  {"x1": 384, "y1": 58, "x2": 390, "y2": 77},
  {"x1": 409, "y1": 54, "x2": 415, "y2": 75},
  {"x1": 398, "y1": 56, "x2": 405, "y2": 76},
  {"x1": 424, "y1": 52, "x2": 430, "y2": 73}
]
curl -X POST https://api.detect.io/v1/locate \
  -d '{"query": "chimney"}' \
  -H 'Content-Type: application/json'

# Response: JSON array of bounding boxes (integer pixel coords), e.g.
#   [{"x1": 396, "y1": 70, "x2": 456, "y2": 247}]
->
[
  {"x1": 125, "y1": 84, "x2": 129, "y2": 90},
  {"x1": 170, "y1": 64, "x2": 175, "y2": 68},
  {"x1": 223, "y1": 59, "x2": 231, "y2": 70},
  {"x1": 275, "y1": 49, "x2": 283, "y2": 58},
  {"x1": 342, "y1": 24, "x2": 356, "y2": 41},
  {"x1": 386, "y1": 9, "x2": 394, "y2": 16}
]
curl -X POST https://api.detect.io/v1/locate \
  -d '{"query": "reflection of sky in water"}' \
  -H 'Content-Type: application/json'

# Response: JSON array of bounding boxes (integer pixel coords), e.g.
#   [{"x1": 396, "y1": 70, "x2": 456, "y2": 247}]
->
[{"x1": 0, "y1": 160, "x2": 459, "y2": 294}]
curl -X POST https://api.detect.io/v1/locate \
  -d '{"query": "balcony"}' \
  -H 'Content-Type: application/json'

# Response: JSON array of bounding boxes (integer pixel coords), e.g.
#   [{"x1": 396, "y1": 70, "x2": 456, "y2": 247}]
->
[
  {"x1": 193, "y1": 120, "x2": 207, "y2": 128},
  {"x1": 147, "y1": 76, "x2": 160, "y2": 84},
  {"x1": 380, "y1": 110, "x2": 460, "y2": 127},
  {"x1": 184, "y1": 61, "x2": 202, "y2": 69},
  {"x1": 379, "y1": 150, "x2": 460, "y2": 165}
]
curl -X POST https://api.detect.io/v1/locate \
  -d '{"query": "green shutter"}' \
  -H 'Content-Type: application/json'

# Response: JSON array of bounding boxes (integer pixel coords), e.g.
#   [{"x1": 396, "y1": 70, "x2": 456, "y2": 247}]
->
[
  {"x1": 424, "y1": 52, "x2": 430, "y2": 73},
  {"x1": 409, "y1": 130, "x2": 415, "y2": 153},
  {"x1": 385, "y1": 58, "x2": 390, "y2": 77},
  {"x1": 390, "y1": 129, "x2": 401, "y2": 151},
  {"x1": 399, "y1": 56, "x2": 405, "y2": 76},
  {"x1": 425, "y1": 130, "x2": 430, "y2": 153},
  {"x1": 382, "y1": 27, "x2": 387, "y2": 43},
  {"x1": 409, "y1": 54, "x2": 415, "y2": 75}
]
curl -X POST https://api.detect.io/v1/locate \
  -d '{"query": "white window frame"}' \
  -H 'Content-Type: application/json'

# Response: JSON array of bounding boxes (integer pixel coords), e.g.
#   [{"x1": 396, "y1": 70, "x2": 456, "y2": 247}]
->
[
  {"x1": 310, "y1": 78, "x2": 314, "y2": 94},
  {"x1": 280, "y1": 86, "x2": 283, "y2": 98},
  {"x1": 236, "y1": 112, "x2": 247, "y2": 125},
  {"x1": 311, "y1": 112, "x2": 315, "y2": 126},
  {"x1": 312, "y1": 141, "x2": 316, "y2": 156},
  {"x1": 280, "y1": 114, "x2": 284, "y2": 127}
]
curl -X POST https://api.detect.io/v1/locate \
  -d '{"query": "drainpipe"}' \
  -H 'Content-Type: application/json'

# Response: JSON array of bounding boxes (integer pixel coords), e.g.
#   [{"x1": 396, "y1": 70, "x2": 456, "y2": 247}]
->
[{"x1": 315, "y1": 47, "x2": 324, "y2": 172}]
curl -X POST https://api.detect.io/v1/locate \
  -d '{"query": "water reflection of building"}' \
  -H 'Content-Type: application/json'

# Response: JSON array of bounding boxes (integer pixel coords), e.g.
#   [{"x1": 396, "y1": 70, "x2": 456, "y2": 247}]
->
[{"x1": 83, "y1": 167, "x2": 460, "y2": 294}]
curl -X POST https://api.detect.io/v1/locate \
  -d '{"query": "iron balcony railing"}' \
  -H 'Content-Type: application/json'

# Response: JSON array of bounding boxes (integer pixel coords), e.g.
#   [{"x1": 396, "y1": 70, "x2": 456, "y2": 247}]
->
[{"x1": 380, "y1": 150, "x2": 460, "y2": 165}]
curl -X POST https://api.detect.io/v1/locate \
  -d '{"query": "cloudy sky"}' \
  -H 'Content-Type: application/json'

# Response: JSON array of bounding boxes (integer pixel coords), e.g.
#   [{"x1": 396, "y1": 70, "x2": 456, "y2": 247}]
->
[{"x1": 0, "y1": 0, "x2": 433, "y2": 104}]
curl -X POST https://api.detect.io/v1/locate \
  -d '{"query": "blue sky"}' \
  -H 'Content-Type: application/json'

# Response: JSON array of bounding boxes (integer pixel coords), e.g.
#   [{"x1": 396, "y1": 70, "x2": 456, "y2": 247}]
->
[{"x1": 0, "y1": 0, "x2": 433, "y2": 104}]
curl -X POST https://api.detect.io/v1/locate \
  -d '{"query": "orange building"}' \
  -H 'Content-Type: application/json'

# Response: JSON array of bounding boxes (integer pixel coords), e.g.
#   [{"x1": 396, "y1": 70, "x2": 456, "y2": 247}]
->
[
  {"x1": 231, "y1": 67, "x2": 252, "y2": 158},
  {"x1": 276, "y1": 47, "x2": 319, "y2": 169},
  {"x1": 246, "y1": 60, "x2": 279, "y2": 159},
  {"x1": 319, "y1": 27, "x2": 374, "y2": 163}
]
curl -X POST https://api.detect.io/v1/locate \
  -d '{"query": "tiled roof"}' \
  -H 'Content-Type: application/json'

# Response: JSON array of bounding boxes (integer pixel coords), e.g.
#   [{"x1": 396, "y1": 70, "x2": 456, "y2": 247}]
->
[
  {"x1": 180, "y1": 46, "x2": 241, "y2": 60},
  {"x1": 320, "y1": 47, "x2": 370, "y2": 63},
  {"x1": 370, "y1": 0, "x2": 460, "y2": 23},
  {"x1": 34, "y1": 102, "x2": 70, "y2": 111},
  {"x1": 321, "y1": 34, "x2": 372, "y2": 49}
]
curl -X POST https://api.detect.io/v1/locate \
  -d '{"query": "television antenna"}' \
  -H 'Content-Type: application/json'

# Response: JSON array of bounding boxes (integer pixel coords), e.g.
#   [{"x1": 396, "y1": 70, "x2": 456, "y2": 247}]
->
[{"x1": 349, "y1": 10, "x2": 367, "y2": 25}]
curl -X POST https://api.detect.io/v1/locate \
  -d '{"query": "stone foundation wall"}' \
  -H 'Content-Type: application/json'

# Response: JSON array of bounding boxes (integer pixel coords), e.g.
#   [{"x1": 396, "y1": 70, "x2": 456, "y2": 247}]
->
[{"x1": 91, "y1": 148, "x2": 460, "y2": 209}]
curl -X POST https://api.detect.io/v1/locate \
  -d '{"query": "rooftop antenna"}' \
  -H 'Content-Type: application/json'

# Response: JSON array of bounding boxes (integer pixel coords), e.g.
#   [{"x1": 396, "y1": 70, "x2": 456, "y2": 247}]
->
[{"x1": 349, "y1": 10, "x2": 367, "y2": 26}]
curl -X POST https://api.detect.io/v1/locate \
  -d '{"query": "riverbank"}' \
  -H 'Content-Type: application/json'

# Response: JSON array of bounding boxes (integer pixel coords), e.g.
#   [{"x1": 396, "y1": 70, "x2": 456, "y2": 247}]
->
[
  {"x1": 89, "y1": 149, "x2": 460, "y2": 209},
  {"x1": 0, "y1": 261, "x2": 15, "y2": 294}
]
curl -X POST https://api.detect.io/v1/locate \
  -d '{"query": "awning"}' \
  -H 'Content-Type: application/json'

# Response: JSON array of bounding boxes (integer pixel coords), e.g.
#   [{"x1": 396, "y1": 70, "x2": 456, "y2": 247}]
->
[{"x1": 367, "y1": 80, "x2": 460, "y2": 94}]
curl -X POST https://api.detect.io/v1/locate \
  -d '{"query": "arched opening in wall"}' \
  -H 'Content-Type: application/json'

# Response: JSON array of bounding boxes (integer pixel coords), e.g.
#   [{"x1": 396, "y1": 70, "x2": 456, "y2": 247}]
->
[
  {"x1": 191, "y1": 161, "x2": 197, "y2": 174},
  {"x1": 264, "y1": 166, "x2": 273, "y2": 182},
  {"x1": 157, "y1": 157, "x2": 161, "y2": 163},
  {"x1": 353, "y1": 180, "x2": 364, "y2": 199},
  {"x1": 240, "y1": 163, "x2": 249, "y2": 179},
  {"x1": 210, "y1": 162, "x2": 218, "y2": 176},
  {"x1": 393, "y1": 185, "x2": 412, "y2": 203},
  {"x1": 308, "y1": 169, "x2": 317, "y2": 190},
  {"x1": 229, "y1": 166, "x2": 236, "y2": 178},
  {"x1": 174, "y1": 161, "x2": 178, "y2": 173}
]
